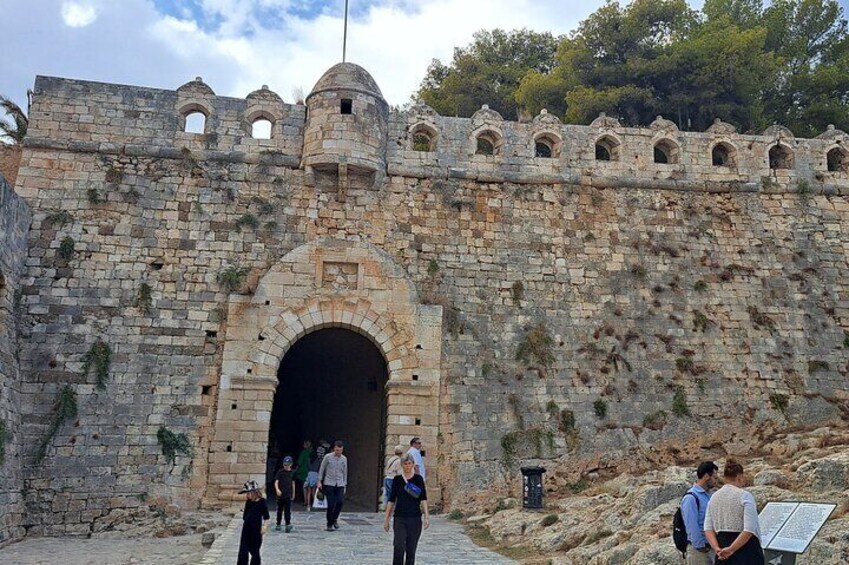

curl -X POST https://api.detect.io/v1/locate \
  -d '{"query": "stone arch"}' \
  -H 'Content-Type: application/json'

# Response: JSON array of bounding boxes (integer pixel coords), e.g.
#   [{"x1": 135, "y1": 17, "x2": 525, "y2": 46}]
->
[
  {"x1": 595, "y1": 134, "x2": 620, "y2": 161},
  {"x1": 769, "y1": 143, "x2": 794, "y2": 170},
  {"x1": 533, "y1": 131, "x2": 562, "y2": 159},
  {"x1": 653, "y1": 138, "x2": 679, "y2": 164},
  {"x1": 410, "y1": 122, "x2": 437, "y2": 152},
  {"x1": 177, "y1": 102, "x2": 212, "y2": 134},
  {"x1": 207, "y1": 239, "x2": 443, "y2": 505},
  {"x1": 826, "y1": 146, "x2": 849, "y2": 173},
  {"x1": 472, "y1": 126, "x2": 503, "y2": 157},
  {"x1": 245, "y1": 108, "x2": 282, "y2": 140},
  {"x1": 711, "y1": 141, "x2": 737, "y2": 168}
]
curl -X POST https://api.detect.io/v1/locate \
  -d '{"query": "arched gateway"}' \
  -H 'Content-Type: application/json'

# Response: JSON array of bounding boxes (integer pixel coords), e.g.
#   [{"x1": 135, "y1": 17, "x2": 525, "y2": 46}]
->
[{"x1": 206, "y1": 239, "x2": 443, "y2": 509}]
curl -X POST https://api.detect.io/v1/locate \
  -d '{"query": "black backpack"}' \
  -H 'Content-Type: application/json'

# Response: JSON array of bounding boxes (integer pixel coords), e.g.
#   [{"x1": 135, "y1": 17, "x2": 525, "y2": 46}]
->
[{"x1": 672, "y1": 492, "x2": 699, "y2": 557}]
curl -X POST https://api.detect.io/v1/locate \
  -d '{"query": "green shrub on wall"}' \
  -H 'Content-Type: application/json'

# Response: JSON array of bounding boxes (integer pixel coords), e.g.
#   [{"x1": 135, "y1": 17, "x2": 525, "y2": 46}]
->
[
  {"x1": 82, "y1": 339, "x2": 111, "y2": 389},
  {"x1": 36, "y1": 385, "x2": 77, "y2": 464},
  {"x1": 157, "y1": 427, "x2": 193, "y2": 466},
  {"x1": 0, "y1": 418, "x2": 7, "y2": 464}
]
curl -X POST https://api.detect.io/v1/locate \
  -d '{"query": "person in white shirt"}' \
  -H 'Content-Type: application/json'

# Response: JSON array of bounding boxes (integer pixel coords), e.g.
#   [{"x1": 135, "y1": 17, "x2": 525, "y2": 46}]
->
[
  {"x1": 406, "y1": 437, "x2": 425, "y2": 481},
  {"x1": 704, "y1": 459, "x2": 763, "y2": 565}
]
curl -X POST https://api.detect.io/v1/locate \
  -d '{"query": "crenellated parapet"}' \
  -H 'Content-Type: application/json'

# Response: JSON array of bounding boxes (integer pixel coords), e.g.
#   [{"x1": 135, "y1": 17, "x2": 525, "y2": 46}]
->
[
  {"x1": 23, "y1": 66, "x2": 849, "y2": 194},
  {"x1": 389, "y1": 105, "x2": 849, "y2": 192}
]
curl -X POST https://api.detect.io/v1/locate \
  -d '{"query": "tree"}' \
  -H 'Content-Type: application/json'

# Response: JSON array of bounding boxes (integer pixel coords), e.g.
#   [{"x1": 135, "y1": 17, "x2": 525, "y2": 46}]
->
[
  {"x1": 0, "y1": 96, "x2": 27, "y2": 145},
  {"x1": 416, "y1": 29, "x2": 560, "y2": 119},
  {"x1": 761, "y1": 0, "x2": 849, "y2": 135}
]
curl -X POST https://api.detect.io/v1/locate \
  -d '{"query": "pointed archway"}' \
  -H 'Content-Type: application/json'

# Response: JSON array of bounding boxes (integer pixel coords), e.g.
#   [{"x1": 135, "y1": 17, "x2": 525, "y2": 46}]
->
[{"x1": 268, "y1": 328, "x2": 388, "y2": 511}]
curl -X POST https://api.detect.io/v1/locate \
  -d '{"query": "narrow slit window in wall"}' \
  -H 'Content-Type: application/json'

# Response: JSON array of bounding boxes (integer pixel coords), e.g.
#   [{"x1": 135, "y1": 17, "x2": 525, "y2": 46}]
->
[{"x1": 341, "y1": 99, "x2": 353, "y2": 114}]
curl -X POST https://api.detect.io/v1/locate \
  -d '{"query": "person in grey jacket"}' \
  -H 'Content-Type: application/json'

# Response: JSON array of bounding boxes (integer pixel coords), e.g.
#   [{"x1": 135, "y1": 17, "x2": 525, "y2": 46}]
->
[{"x1": 318, "y1": 440, "x2": 348, "y2": 532}]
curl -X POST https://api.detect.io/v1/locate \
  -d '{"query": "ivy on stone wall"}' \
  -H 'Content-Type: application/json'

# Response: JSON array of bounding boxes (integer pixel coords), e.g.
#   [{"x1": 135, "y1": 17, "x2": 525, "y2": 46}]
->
[
  {"x1": 0, "y1": 418, "x2": 7, "y2": 464},
  {"x1": 57, "y1": 236, "x2": 75, "y2": 262},
  {"x1": 36, "y1": 384, "x2": 77, "y2": 464},
  {"x1": 156, "y1": 426, "x2": 193, "y2": 466},
  {"x1": 136, "y1": 283, "x2": 153, "y2": 314},
  {"x1": 81, "y1": 339, "x2": 111, "y2": 389}
]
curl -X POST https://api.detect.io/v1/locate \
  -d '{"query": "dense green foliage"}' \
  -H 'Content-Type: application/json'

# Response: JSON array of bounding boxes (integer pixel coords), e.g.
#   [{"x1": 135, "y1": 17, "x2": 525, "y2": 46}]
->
[{"x1": 416, "y1": 0, "x2": 849, "y2": 134}]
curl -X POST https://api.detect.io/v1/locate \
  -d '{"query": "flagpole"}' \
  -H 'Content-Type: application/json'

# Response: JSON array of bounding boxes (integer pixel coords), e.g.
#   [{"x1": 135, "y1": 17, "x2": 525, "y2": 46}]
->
[{"x1": 343, "y1": 0, "x2": 349, "y2": 62}]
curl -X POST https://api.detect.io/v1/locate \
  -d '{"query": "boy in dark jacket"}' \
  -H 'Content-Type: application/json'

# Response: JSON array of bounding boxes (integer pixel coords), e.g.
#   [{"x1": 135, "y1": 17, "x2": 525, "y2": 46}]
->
[
  {"x1": 237, "y1": 480, "x2": 270, "y2": 565},
  {"x1": 274, "y1": 455, "x2": 296, "y2": 532}
]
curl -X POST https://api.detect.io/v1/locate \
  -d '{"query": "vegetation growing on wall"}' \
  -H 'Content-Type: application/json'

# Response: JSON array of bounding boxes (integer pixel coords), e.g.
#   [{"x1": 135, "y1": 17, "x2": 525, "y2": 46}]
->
[
  {"x1": 57, "y1": 236, "x2": 75, "y2": 261},
  {"x1": 516, "y1": 323, "x2": 555, "y2": 368},
  {"x1": 136, "y1": 283, "x2": 153, "y2": 314},
  {"x1": 156, "y1": 427, "x2": 193, "y2": 466},
  {"x1": 218, "y1": 265, "x2": 250, "y2": 293},
  {"x1": 0, "y1": 418, "x2": 7, "y2": 464},
  {"x1": 82, "y1": 339, "x2": 111, "y2": 389},
  {"x1": 36, "y1": 385, "x2": 77, "y2": 464}
]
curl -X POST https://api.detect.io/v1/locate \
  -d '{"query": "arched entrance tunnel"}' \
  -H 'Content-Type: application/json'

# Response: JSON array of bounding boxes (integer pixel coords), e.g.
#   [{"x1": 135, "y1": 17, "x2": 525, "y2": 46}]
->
[{"x1": 268, "y1": 328, "x2": 388, "y2": 511}]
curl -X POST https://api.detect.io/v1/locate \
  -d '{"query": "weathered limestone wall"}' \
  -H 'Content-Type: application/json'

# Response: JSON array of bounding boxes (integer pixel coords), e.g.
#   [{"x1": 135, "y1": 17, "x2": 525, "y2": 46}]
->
[
  {"x1": 0, "y1": 173, "x2": 32, "y2": 544},
  {"x1": 0, "y1": 145, "x2": 22, "y2": 187},
  {"x1": 9, "y1": 76, "x2": 849, "y2": 532}
]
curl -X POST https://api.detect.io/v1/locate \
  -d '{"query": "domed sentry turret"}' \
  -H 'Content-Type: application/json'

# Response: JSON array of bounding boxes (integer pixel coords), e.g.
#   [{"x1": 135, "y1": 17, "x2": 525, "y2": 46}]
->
[{"x1": 303, "y1": 63, "x2": 388, "y2": 189}]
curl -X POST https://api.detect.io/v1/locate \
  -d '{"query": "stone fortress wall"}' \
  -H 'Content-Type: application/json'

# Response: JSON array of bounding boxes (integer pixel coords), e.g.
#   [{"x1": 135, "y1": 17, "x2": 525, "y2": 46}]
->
[
  {"x1": 3, "y1": 63, "x2": 848, "y2": 536},
  {"x1": 0, "y1": 173, "x2": 32, "y2": 545}
]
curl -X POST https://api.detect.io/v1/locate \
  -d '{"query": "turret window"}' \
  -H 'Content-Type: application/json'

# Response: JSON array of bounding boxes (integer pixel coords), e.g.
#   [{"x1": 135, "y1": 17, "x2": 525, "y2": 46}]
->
[
  {"x1": 340, "y1": 99, "x2": 353, "y2": 114},
  {"x1": 712, "y1": 143, "x2": 736, "y2": 167},
  {"x1": 533, "y1": 133, "x2": 562, "y2": 159},
  {"x1": 410, "y1": 123, "x2": 437, "y2": 152},
  {"x1": 827, "y1": 147, "x2": 848, "y2": 172},
  {"x1": 769, "y1": 144, "x2": 793, "y2": 170},
  {"x1": 184, "y1": 111, "x2": 206, "y2": 134},
  {"x1": 251, "y1": 118, "x2": 272, "y2": 139},
  {"x1": 595, "y1": 135, "x2": 620, "y2": 161},
  {"x1": 653, "y1": 139, "x2": 679, "y2": 164},
  {"x1": 475, "y1": 130, "x2": 502, "y2": 156}
]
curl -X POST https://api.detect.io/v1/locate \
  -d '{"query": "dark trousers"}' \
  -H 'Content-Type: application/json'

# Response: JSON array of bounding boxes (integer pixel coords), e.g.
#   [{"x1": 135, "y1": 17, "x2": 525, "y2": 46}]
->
[
  {"x1": 716, "y1": 532, "x2": 764, "y2": 565},
  {"x1": 237, "y1": 530, "x2": 262, "y2": 565},
  {"x1": 276, "y1": 496, "x2": 292, "y2": 526},
  {"x1": 392, "y1": 516, "x2": 423, "y2": 565},
  {"x1": 324, "y1": 485, "x2": 345, "y2": 526}
]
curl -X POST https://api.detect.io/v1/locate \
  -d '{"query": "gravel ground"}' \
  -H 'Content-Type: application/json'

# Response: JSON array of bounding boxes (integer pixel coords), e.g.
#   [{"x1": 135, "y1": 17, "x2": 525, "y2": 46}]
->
[{"x1": 0, "y1": 533, "x2": 213, "y2": 565}]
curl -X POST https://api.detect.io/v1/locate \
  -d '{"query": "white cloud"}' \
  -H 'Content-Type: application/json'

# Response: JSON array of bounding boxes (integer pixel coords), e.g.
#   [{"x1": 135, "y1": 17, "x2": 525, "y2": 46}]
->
[
  {"x1": 0, "y1": 0, "x2": 708, "y2": 113},
  {"x1": 60, "y1": 1, "x2": 98, "y2": 28}
]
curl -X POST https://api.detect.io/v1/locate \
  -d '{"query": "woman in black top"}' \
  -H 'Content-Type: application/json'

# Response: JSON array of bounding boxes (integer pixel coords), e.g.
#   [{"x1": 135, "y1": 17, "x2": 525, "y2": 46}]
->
[{"x1": 383, "y1": 453, "x2": 429, "y2": 565}]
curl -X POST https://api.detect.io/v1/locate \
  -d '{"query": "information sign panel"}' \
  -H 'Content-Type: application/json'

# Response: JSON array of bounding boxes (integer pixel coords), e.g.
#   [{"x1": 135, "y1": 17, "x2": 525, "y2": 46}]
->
[{"x1": 759, "y1": 502, "x2": 836, "y2": 554}]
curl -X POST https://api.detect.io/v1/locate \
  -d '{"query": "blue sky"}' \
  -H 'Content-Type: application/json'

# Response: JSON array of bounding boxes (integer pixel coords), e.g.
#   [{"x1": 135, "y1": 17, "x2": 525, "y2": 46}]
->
[{"x1": 0, "y1": 1, "x2": 847, "y2": 114}]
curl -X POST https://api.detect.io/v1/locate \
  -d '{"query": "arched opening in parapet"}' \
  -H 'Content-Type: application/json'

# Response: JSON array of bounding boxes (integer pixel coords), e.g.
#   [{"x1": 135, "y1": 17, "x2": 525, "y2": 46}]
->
[
  {"x1": 827, "y1": 146, "x2": 848, "y2": 173},
  {"x1": 267, "y1": 328, "x2": 388, "y2": 512},
  {"x1": 653, "y1": 139, "x2": 679, "y2": 164},
  {"x1": 712, "y1": 142, "x2": 736, "y2": 167},
  {"x1": 183, "y1": 110, "x2": 207, "y2": 134},
  {"x1": 251, "y1": 118, "x2": 273, "y2": 140},
  {"x1": 475, "y1": 129, "x2": 502, "y2": 156},
  {"x1": 769, "y1": 144, "x2": 794, "y2": 170},
  {"x1": 534, "y1": 132, "x2": 562, "y2": 159},
  {"x1": 411, "y1": 123, "x2": 437, "y2": 152},
  {"x1": 595, "y1": 135, "x2": 620, "y2": 161}
]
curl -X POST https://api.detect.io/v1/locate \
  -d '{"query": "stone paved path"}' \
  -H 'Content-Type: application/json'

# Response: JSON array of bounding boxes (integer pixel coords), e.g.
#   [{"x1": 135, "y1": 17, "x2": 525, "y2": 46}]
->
[{"x1": 201, "y1": 510, "x2": 518, "y2": 565}]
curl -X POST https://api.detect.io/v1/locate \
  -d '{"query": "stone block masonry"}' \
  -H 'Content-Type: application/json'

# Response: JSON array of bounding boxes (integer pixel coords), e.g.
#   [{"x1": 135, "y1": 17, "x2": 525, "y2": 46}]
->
[
  {"x1": 3, "y1": 62, "x2": 848, "y2": 538},
  {"x1": 0, "y1": 172, "x2": 32, "y2": 545}
]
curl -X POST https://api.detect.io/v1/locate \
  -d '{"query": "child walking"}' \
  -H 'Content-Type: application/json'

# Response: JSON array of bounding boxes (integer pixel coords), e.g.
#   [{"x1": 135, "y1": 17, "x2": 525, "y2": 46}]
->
[
  {"x1": 237, "y1": 480, "x2": 269, "y2": 565},
  {"x1": 274, "y1": 456, "x2": 296, "y2": 532}
]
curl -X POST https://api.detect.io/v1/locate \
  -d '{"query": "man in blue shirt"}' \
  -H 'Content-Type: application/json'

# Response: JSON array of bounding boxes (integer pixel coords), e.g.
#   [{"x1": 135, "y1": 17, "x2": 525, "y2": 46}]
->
[{"x1": 681, "y1": 461, "x2": 718, "y2": 564}]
